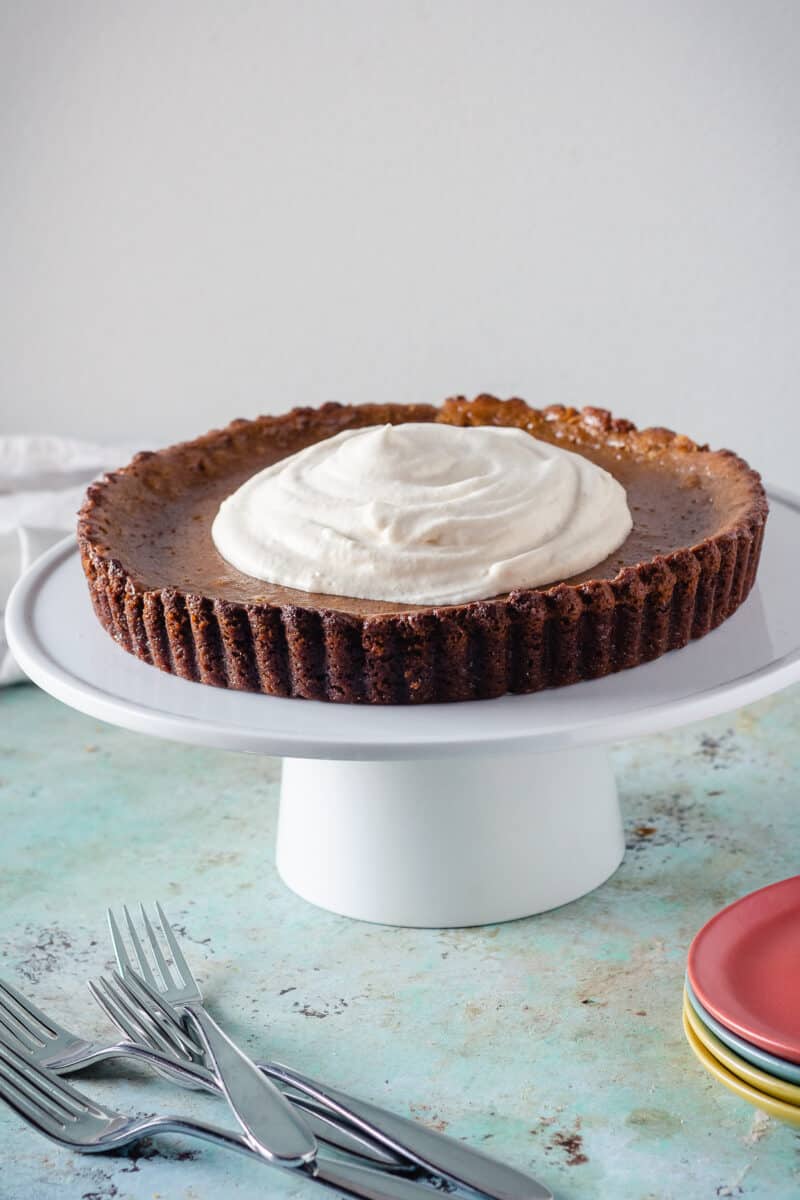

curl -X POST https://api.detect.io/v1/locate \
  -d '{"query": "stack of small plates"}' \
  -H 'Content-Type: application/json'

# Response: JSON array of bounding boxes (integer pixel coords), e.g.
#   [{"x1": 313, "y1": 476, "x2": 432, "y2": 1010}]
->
[{"x1": 684, "y1": 875, "x2": 800, "y2": 1125}]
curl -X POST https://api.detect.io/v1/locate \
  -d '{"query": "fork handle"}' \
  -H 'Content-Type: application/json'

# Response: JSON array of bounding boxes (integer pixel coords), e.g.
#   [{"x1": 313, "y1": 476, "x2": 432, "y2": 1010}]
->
[
  {"x1": 309, "y1": 1156, "x2": 447, "y2": 1200},
  {"x1": 125, "y1": 1117, "x2": 444, "y2": 1200},
  {"x1": 185, "y1": 1007, "x2": 318, "y2": 1166},
  {"x1": 51, "y1": 1042, "x2": 410, "y2": 1170},
  {"x1": 124, "y1": 1041, "x2": 411, "y2": 1170},
  {"x1": 261, "y1": 1063, "x2": 553, "y2": 1200}
]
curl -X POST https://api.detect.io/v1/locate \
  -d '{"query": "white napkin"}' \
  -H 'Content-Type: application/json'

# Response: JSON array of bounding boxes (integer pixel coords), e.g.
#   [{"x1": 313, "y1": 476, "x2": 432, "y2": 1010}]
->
[{"x1": 0, "y1": 435, "x2": 141, "y2": 685}]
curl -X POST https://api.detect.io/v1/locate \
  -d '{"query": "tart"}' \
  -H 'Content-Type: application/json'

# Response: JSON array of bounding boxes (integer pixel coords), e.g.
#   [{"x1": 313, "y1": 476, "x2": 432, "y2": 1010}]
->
[{"x1": 78, "y1": 396, "x2": 768, "y2": 704}]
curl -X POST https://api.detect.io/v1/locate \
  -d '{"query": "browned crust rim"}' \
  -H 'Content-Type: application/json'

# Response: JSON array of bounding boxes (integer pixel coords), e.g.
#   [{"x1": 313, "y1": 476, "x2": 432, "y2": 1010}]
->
[{"x1": 78, "y1": 396, "x2": 769, "y2": 705}]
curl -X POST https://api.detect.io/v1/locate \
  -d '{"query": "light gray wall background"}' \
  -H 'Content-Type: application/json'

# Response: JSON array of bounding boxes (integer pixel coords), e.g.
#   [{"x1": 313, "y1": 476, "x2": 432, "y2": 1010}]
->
[{"x1": 1, "y1": 1, "x2": 798, "y2": 488}]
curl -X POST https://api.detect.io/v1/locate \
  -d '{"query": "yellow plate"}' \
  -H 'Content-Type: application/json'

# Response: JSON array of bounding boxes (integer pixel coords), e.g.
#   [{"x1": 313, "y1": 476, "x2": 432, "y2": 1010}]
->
[
  {"x1": 683, "y1": 993, "x2": 800, "y2": 1105},
  {"x1": 683, "y1": 1004, "x2": 800, "y2": 1127}
]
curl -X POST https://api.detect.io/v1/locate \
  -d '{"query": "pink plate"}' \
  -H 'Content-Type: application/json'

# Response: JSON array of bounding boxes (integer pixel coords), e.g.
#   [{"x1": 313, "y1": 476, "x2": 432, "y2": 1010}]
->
[{"x1": 688, "y1": 876, "x2": 800, "y2": 1064}]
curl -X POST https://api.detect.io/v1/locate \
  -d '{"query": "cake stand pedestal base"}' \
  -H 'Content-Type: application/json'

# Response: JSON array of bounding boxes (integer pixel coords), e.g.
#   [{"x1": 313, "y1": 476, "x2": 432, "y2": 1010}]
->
[{"x1": 276, "y1": 747, "x2": 624, "y2": 926}]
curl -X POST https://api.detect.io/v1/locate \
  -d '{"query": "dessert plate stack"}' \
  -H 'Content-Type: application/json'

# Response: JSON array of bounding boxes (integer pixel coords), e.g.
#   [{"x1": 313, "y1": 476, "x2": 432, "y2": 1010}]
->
[{"x1": 684, "y1": 876, "x2": 800, "y2": 1126}]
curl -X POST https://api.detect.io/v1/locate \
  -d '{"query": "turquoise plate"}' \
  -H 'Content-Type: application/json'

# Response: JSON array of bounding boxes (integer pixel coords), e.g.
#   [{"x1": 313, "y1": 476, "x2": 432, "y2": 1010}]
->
[{"x1": 685, "y1": 977, "x2": 800, "y2": 1086}]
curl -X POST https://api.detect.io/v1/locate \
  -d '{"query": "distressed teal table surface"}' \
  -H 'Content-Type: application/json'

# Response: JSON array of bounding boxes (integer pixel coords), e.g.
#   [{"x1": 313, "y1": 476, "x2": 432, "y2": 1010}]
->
[{"x1": 2, "y1": 683, "x2": 800, "y2": 1200}]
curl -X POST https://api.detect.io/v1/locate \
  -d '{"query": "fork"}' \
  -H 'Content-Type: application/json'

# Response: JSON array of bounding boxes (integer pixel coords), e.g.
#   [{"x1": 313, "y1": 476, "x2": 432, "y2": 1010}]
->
[
  {"x1": 108, "y1": 904, "x2": 553, "y2": 1200},
  {"x1": 0, "y1": 973, "x2": 317, "y2": 1168},
  {"x1": 0, "y1": 971, "x2": 205, "y2": 1079},
  {"x1": 0, "y1": 1030, "x2": 445, "y2": 1200},
  {"x1": 108, "y1": 908, "x2": 318, "y2": 1166},
  {"x1": 0, "y1": 972, "x2": 406, "y2": 1169}
]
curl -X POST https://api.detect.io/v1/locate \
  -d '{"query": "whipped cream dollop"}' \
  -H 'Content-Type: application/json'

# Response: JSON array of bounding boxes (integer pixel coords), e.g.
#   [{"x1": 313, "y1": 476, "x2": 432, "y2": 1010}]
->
[{"x1": 211, "y1": 423, "x2": 633, "y2": 605}]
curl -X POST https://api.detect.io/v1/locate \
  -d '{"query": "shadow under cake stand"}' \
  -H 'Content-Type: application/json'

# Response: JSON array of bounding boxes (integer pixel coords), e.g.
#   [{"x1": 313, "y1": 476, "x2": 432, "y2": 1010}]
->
[{"x1": 7, "y1": 486, "x2": 800, "y2": 928}]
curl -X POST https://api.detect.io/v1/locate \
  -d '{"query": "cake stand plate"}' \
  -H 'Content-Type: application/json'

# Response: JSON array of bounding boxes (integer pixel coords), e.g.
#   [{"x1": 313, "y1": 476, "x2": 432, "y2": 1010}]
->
[{"x1": 7, "y1": 488, "x2": 800, "y2": 926}]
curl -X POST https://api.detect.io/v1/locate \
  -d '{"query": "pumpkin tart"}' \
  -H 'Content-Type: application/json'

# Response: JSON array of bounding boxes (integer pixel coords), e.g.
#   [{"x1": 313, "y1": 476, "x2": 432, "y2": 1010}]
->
[{"x1": 78, "y1": 396, "x2": 768, "y2": 704}]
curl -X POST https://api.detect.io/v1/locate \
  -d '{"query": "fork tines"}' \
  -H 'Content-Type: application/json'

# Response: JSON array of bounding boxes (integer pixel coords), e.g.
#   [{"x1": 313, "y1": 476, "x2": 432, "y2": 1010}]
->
[
  {"x1": 108, "y1": 902, "x2": 195, "y2": 995},
  {"x1": 0, "y1": 976, "x2": 58, "y2": 1052},
  {"x1": 0, "y1": 1031, "x2": 95, "y2": 1132},
  {"x1": 89, "y1": 973, "x2": 185, "y2": 1057}
]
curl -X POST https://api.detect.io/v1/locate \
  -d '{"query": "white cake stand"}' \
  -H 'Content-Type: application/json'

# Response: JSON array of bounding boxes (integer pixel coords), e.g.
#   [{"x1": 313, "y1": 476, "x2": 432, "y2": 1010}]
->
[{"x1": 7, "y1": 486, "x2": 800, "y2": 928}]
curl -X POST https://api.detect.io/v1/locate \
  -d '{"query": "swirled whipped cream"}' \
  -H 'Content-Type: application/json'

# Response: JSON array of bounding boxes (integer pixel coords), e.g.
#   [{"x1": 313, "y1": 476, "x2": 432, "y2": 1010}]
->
[{"x1": 211, "y1": 423, "x2": 632, "y2": 605}]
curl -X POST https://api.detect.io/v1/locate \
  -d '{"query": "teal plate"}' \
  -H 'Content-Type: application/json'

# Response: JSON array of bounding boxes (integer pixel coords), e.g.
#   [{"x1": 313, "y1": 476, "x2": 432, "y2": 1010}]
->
[{"x1": 685, "y1": 977, "x2": 800, "y2": 1086}]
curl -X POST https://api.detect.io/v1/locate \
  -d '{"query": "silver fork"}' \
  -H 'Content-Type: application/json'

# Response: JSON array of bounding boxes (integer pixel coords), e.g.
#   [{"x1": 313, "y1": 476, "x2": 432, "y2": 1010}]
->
[
  {"x1": 107, "y1": 907, "x2": 317, "y2": 1167},
  {"x1": 109, "y1": 904, "x2": 553, "y2": 1200},
  {"x1": 0, "y1": 972, "x2": 204, "y2": 1079},
  {"x1": 0, "y1": 1023, "x2": 258, "y2": 1158},
  {"x1": 0, "y1": 973, "x2": 316, "y2": 1168},
  {"x1": 0, "y1": 972, "x2": 405, "y2": 1169},
  {"x1": 0, "y1": 1030, "x2": 443, "y2": 1200}
]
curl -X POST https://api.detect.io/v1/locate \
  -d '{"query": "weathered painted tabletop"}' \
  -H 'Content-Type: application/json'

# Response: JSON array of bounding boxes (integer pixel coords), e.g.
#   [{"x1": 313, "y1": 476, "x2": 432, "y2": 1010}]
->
[{"x1": 2, "y1": 682, "x2": 800, "y2": 1200}]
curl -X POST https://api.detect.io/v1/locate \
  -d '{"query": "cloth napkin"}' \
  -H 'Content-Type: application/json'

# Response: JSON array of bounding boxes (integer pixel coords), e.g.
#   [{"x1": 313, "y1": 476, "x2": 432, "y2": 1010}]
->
[{"x1": 0, "y1": 435, "x2": 140, "y2": 685}]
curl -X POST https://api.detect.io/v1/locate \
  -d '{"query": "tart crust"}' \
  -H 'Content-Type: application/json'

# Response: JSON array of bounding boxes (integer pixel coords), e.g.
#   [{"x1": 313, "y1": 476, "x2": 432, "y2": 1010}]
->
[{"x1": 78, "y1": 396, "x2": 768, "y2": 704}]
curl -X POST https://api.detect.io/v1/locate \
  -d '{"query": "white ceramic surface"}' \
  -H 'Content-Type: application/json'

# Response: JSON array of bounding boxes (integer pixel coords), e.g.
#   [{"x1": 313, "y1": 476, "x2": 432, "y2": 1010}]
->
[
  {"x1": 277, "y1": 748, "x2": 623, "y2": 926},
  {"x1": 5, "y1": 487, "x2": 800, "y2": 762}
]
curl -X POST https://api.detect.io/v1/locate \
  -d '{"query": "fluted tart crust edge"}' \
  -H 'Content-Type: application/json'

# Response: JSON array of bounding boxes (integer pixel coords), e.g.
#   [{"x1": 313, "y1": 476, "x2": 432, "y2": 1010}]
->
[{"x1": 78, "y1": 396, "x2": 769, "y2": 705}]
